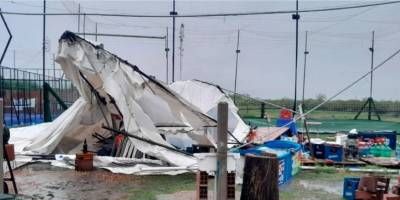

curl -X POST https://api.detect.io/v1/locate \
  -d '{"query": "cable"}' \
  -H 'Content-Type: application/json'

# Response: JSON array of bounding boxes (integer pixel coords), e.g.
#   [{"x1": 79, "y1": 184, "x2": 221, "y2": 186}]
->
[
  {"x1": 309, "y1": 7, "x2": 374, "y2": 35},
  {"x1": 1, "y1": 1, "x2": 399, "y2": 18}
]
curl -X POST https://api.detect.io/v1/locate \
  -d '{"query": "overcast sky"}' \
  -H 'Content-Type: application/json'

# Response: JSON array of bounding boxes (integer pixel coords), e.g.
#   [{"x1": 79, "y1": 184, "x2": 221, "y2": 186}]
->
[{"x1": 0, "y1": 0, "x2": 399, "y2": 100}]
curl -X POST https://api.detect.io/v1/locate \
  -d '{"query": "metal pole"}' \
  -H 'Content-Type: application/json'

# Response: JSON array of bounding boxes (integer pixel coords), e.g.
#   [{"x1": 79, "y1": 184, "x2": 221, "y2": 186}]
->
[
  {"x1": 302, "y1": 31, "x2": 309, "y2": 104},
  {"x1": 77, "y1": 4, "x2": 80, "y2": 32},
  {"x1": 95, "y1": 23, "x2": 98, "y2": 41},
  {"x1": 171, "y1": 0, "x2": 177, "y2": 82},
  {"x1": 216, "y1": 102, "x2": 228, "y2": 200},
  {"x1": 292, "y1": 0, "x2": 300, "y2": 112},
  {"x1": 42, "y1": 0, "x2": 46, "y2": 119},
  {"x1": 53, "y1": 53, "x2": 56, "y2": 78},
  {"x1": 83, "y1": 13, "x2": 86, "y2": 39},
  {"x1": 233, "y1": 29, "x2": 240, "y2": 104},
  {"x1": 368, "y1": 30, "x2": 375, "y2": 120},
  {"x1": 13, "y1": 49, "x2": 15, "y2": 68},
  {"x1": 179, "y1": 23, "x2": 184, "y2": 80},
  {"x1": 0, "y1": 99, "x2": 3, "y2": 194},
  {"x1": 369, "y1": 31, "x2": 375, "y2": 99},
  {"x1": 165, "y1": 27, "x2": 169, "y2": 83}
]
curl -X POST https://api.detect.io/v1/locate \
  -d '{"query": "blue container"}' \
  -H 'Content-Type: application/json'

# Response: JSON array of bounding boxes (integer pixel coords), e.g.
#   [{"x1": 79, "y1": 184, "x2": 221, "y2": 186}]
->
[
  {"x1": 312, "y1": 143, "x2": 326, "y2": 159},
  {"x1": 237, "y1": 140, "x2": 301, "y2": 185},
  {"x1": 265, "y1": 140, "x2": 302, "y2": 178},
  {"x1": 276, "y1": 118, "x2": 298, "y2": 135},
  {"x1": 343, "y1": 177, "x2": 360, "y2": 200},
  {"x1": 325, "y1": 144, "x2": 344, "y2": 162}
]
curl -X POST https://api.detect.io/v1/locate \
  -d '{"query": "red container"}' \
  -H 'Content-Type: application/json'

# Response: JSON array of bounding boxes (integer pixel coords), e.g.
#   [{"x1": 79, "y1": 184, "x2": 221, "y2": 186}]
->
[
  {"x1": 5, "y1": 144, "x2": 15, "y2": 161},
  {"x1": 279, "y1": 109, "x2": 293, "y2": 120},
  {"x1": 75, "y1": 152, "x2": 94, "y2": 171}
]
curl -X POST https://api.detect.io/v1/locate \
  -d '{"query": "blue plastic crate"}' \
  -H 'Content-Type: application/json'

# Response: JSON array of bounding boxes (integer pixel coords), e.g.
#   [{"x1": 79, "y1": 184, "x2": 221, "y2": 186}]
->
[
  {"x1": 312, "y1": 143, "x2": 325, "y2": 159},
  {"x1": 343, "y1": 177, "x2": 360, "y2": 200},
  {"x1": 325, "y1": 144, "x2": 344, "y2": 162}
]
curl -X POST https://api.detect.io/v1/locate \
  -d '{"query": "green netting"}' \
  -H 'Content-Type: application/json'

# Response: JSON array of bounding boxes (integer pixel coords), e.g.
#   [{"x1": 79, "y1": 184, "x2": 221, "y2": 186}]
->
[{"x1": 244, "y1": 118, "x2": 400, "y2": 133}]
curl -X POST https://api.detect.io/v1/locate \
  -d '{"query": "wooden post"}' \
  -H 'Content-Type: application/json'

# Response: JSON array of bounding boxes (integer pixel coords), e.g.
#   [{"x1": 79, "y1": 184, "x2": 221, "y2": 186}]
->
[
  {"x1": 216, "y1": 102, "x2": 228, "y2": 200},
  {"x1": 0, "y1": 99, "x2": 3, "y2": 193},
  {"x1": 240, "y1": 154, "x2": 279, "y2": 200}
]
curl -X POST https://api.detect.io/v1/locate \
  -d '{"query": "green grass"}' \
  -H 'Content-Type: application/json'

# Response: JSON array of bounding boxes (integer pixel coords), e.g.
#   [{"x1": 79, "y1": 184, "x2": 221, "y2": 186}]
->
[
  {"x1": 244, "y1": 116, "x2": 400, "y2": 133},
  {"x1": 240, "y1": 108, "x2": 400, "y2": 122},
  {"x1": 126, "y1": 174, "x2": 195, "y2": 200}
]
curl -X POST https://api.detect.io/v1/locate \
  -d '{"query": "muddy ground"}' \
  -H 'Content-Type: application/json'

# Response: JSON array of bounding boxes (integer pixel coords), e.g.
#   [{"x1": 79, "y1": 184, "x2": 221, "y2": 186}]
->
[{"x1": 8, "y1": 163, "x2": 391, "y2": 200}]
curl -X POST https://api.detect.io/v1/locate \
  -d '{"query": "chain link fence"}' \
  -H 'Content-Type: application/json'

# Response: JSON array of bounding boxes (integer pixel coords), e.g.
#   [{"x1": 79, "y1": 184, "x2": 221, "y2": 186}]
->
[{"x1": 0, "y1": 66, "x2": 79, "y2": 127}]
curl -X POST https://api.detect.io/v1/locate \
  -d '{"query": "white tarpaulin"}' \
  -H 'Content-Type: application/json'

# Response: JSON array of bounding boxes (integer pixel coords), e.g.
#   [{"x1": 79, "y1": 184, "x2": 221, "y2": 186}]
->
[
  {"x1": 9, "y1": 31, "x2": 250, "y2": 173},
  {"x1": 9, "y1": 31, "x2": 220, "y2": 169},
  {"x1": 170, "y1": 80, "x2": 249, "y2": 143}
]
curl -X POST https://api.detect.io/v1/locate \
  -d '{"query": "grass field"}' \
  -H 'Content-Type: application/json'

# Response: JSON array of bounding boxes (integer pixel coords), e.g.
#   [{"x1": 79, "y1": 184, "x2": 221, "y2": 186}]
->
[{"x1": 241, "y1": 108, "x2": 400, "y2": 133}]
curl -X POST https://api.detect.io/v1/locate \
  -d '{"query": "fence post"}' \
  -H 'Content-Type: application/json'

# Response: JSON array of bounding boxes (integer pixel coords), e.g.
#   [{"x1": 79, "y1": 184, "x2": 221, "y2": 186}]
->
[
  {"x1": 260, "y1": 102, "x2": 265, "y2": 118},
  {"x1": 43, "y1": 83, "x2": 51, "y2": 122},
  {"x1": 216, "y1": 102, "x2": 228, "y2": 200}
]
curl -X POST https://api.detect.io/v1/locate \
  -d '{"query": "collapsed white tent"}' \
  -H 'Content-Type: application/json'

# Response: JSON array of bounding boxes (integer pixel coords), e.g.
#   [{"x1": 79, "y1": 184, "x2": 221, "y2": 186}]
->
[
  {"x1": 9, "y1": 31, "x2": 250, "y2": 172},
  {"x1": 169, "y1": 80, "x2": 249, "y2": 143}
]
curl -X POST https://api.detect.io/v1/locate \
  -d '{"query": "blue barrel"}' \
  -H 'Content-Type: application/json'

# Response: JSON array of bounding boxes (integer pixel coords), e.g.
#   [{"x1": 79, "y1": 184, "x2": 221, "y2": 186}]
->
[{"x1": 343, "y1": 177, "x2": 360, "y2": 200}]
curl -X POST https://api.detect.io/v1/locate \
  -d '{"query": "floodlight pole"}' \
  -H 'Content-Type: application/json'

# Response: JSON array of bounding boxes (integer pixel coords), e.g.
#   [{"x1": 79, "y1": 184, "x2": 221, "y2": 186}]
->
[
  {"x1": 354, "y1": 30, "x2": 381, "y2": 121},
  {"x1": 170, "y1": 0, "x2": 177, "y2": 82},
  {"x1": 302, "y1": 31, "x2": 309, "y2": 104},
  {"x1": 233, "y1": 29, "x2": 241, "y2": 105},
  {"x1": 42, "y1": 0, "x2": 46, "y2": 120},
  {"x1": 292, "y1": 0, "x2": 300, "y2": 113},
  {"x1": 369, "y1": 31, "x2": 375, "y2": 101}
]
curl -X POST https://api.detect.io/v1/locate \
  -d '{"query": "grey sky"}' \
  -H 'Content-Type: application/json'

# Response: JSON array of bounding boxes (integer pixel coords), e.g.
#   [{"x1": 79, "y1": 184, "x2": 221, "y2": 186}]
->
[{"x1": 0, "y1": 0, "x2": 399, "y2": 100}]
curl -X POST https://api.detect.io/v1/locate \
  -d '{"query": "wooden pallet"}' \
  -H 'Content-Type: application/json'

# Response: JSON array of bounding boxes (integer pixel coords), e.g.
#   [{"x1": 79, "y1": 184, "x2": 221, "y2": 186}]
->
[
  {"x1": 360, "y1": 157, "x2": 400, "y2": 168},
  {"x1": 301, "y1": 158, "x2": 367, "y2": 167}
]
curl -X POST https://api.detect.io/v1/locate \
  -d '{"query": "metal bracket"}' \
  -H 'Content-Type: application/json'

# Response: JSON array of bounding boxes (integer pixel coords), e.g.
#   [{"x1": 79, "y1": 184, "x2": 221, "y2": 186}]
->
[{"x1": 0, "y1": 8, "x2": 12, "y2": 65}]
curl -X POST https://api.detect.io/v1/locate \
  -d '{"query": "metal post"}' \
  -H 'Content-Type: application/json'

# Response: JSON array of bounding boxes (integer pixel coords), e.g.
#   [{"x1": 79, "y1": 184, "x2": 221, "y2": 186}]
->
[
  {"x1": 216, "y1": 102, "x2": 228, "y2": 200},
  {"x1": 368, "y1": 31, "x2": 375, "y2": 120},
  {"x1": 165, "y1": 27, "x2": 169, "y2": 84},
  {"x1": 170, "y1": 0, "x2": 177, "y2": 82},
  {"x1": 77, "y1": 4, "x2": 80, "y2": 32},
  {"x1": 83, "y1": 13, "x2": 86, "y2": 39},
  {"x1": 292, "y1": 0, "x2": 300, "y2": 112},
  {"x1": 53, "y1": 53, "x2": 56, "y2": 78},
  {"x1": 42, "y1": 0, "x2": 46, "y2": 120},
  {"x1": 13, "y1": 50, "x2": 15, "y2": 68},
  {"x1": 179, "y1": 23, "x2": 184, "y2": 80},
  {"x1": 302, "y1": 31, "x2": 309, "y2": 104},
  {"x1": 95, "y1": 23, "x2": 98, "y2": 42},
  {"x1": 233, "y1": 29, "x2": 240, "y2": 104}
]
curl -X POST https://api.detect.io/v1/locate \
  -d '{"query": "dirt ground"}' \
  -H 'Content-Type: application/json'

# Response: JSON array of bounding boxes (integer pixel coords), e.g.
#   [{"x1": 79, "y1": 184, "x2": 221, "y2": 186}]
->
[{"x1": 8, "y1": 162, "x2": 391, "y2": 200}]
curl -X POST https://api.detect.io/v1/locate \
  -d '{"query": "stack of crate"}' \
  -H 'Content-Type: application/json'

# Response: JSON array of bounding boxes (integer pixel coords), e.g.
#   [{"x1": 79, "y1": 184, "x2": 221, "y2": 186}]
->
[
  {"x1": 227, "y1": 172, "x2": 236, "y2": 200},
  {"x1": 196, "y1": 171, "x2": 208, "y2": 200},
  {"x1": 196, "y1": 171, "x2": 236, "y2": 200}
]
